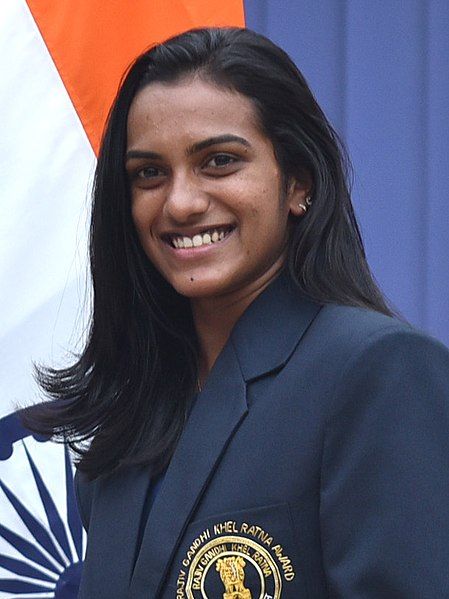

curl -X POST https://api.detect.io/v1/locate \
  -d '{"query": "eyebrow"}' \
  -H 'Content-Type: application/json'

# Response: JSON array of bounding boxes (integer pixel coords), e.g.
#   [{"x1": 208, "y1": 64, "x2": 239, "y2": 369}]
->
[
  {"x1": 187, "y1": 134, "x2": 251, "y2": 155},
  {"x1": 126, "y1": 149, "x2": 162, "y2": 161},
  {"x1": 125, "y1": 134, "x2": 251, "y2": 162}
]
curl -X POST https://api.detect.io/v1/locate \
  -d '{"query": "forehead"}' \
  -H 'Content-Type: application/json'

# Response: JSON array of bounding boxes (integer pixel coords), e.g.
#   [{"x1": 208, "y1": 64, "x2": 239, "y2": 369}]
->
[{"x1": 126, "y1": 77, "x2": 263, "y2": 147}]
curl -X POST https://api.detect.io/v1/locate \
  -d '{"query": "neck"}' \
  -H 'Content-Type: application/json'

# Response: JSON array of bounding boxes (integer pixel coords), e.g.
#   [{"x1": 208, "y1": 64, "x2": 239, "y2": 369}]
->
[{"x1": 191, "y1": 264, "x2": 284, "y2": 386}]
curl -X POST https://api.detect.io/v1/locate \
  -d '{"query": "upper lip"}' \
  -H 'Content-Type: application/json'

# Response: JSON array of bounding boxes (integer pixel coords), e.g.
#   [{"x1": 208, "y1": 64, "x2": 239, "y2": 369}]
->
[{"x1": 160, "y1": 224, "x2": 235, "y2": 240}]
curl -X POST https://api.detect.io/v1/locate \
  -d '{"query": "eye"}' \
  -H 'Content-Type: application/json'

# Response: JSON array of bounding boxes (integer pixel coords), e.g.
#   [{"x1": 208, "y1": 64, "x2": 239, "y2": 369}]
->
[
  {"x1": 204, "y1": 154, "x2": 238, "y2": 169},
  {"x1": 136, "y1": 166, "x2": 164, "y2": 179},
  {"x1": 127, "y1": 164, "x2": 166, "y2": 189}
]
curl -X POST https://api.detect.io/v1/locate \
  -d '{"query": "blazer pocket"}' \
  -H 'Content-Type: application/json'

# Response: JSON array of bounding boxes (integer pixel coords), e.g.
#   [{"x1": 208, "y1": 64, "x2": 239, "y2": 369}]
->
[{"x1": 170, "y1": 502, "x2": 309, "y2": 598}]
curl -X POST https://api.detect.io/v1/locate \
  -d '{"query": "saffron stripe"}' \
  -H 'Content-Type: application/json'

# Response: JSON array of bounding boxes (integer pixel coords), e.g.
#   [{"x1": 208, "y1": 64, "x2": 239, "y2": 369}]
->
[{"x1": 25, "y1": 0, "x2": 245, "y2": 154}]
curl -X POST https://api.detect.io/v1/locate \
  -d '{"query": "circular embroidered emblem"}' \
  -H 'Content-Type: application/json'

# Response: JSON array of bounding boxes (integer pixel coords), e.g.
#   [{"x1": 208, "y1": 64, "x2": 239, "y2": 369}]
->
[{"x1": 185, "y1": 535, "x2": 282, "y2": 599}]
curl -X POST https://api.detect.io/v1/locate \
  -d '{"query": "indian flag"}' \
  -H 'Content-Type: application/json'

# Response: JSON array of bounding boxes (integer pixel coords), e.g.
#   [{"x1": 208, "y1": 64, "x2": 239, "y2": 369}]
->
[{"x1": 0, "y1": 1, "x2": 244, "y2": 596}]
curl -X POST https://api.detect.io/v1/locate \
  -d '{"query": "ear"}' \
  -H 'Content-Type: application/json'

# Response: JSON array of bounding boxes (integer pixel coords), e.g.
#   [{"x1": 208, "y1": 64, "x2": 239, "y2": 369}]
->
[{"x1": 287, "y1": 177, "x2": 312, "y2": 217}]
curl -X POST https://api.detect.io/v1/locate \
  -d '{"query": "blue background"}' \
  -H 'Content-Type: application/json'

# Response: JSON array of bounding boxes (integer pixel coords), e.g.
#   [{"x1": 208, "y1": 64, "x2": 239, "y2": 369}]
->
[{"x1": 244, "y1": 0, "x2": 449, "y2": 346}]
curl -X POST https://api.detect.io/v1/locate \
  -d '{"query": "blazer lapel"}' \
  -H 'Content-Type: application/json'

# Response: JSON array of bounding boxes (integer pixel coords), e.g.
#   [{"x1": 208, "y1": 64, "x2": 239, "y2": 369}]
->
[
  {"x1": 129, "y1": 339, "x2": 247, "y2": 598},
  {"x1": 231, "y1": 271, "x2": 322, "y2": 382}
]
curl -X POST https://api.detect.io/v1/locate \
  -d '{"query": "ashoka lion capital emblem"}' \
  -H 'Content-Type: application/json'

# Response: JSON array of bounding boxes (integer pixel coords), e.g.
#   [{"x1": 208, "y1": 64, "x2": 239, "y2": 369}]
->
[{"x1": 216, "y1": 556, "x2": 252, "y2": 599}]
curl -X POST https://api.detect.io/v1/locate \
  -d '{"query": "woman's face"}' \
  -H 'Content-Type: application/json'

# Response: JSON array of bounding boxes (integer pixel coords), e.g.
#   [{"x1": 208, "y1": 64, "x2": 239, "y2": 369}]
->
[{"x1": 126, "y1": 77, "x2": 307, "y2": 302}]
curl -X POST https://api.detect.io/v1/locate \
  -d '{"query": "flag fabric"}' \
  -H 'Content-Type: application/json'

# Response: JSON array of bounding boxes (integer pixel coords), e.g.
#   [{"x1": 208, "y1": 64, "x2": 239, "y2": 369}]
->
[{"x1": 0, "y1": 1, "x2": 244, "y2": 595}]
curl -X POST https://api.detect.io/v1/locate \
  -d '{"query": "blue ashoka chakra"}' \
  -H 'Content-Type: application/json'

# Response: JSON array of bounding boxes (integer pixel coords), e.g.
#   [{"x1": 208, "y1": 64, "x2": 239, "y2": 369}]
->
[{"x1": 0, "y1": 412, "x2": 84, "y2": 598}]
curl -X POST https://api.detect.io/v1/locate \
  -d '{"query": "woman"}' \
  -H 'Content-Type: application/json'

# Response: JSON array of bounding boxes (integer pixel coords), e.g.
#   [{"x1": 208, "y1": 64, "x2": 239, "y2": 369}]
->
[{"x1": 24, "y1": 28, "x2": 449, "y2": 597}]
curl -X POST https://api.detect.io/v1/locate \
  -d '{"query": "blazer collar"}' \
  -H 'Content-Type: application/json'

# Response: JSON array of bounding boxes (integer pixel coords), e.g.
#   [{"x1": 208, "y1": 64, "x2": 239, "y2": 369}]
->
[
  {"x1": 129, "y1": 272, "x2": 321, "y2": 597},
  {"x1": 231, "y1": 270, "x2": 322, "y2": 381}
]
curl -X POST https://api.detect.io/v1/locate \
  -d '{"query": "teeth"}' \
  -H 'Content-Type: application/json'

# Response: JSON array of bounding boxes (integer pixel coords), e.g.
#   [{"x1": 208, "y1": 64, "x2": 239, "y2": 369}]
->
[{"x1": 170, "y1": 227, "x2": 231, "y2": 249}]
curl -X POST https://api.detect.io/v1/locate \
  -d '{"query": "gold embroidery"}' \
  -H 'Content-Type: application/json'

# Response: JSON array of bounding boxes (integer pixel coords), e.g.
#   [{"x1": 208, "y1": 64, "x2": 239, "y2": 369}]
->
[
  {"x1": 216, "y1": 556, "x2": 252, "y2": 599},
  {"x1": 177, "y1": 520, "x2": 296, "y2": 598}
]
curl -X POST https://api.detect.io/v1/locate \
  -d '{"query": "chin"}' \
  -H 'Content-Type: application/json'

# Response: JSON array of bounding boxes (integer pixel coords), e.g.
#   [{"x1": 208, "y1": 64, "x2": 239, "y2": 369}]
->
[{"x1": 169, "y1": 275, "x2": 230, "y2": 300}]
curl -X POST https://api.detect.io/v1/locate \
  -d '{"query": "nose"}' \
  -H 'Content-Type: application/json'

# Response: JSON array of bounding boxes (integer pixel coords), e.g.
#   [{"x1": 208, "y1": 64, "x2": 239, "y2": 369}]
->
[{"x1": 163, "y1": 172, "x2": 210, "y2": 223}]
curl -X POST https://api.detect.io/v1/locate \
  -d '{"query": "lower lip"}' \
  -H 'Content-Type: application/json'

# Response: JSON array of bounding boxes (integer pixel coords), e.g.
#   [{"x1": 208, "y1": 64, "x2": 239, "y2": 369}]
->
[{"x1": 164, "y1": 230, "x2": 235, "y2": 260}]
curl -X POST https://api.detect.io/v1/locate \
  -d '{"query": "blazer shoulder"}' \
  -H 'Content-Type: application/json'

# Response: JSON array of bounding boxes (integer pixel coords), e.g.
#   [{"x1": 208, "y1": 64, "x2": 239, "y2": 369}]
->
[
  {"x1": 317, "y1": 306, "x2": 449, "y2": 420},
  {"x1": 312, "y1": 303, "x2": 439, "y2": 357},
  {"x1": 318, "y1": 302, "x2": 406, "y2": 336},
  {"x1": 304, "y1": 303, "x2": 449, "y2": 400}
]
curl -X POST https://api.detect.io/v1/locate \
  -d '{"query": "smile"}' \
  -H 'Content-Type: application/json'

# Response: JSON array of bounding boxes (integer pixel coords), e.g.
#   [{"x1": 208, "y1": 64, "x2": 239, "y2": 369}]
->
[{"x1": 164, "y1": 226, "x2": 234, "y2": 249}]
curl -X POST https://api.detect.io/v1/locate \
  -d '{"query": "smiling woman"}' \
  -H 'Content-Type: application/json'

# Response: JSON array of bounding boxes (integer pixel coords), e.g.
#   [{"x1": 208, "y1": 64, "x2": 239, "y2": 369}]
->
[
  {"x1": 126, "y1": 78, "x2": 305, "y2": 307},
  {"x1": 126, "y1": 78, "x2": 305, "y2": 381},
  {"x1": 22, "y1": 28, "x2": 449, "y2": 598}
]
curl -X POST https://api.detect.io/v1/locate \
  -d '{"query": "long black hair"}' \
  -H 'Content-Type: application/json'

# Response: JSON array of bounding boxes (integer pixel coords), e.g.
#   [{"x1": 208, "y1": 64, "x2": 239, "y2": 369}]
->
[{"x1": 23, "y1": 27, "x2": 392, "y2": 480}]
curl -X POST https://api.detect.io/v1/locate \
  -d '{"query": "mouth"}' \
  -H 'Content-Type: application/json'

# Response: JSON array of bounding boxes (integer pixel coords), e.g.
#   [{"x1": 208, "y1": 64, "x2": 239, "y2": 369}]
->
[{"x1": 162, "y1": 225, "x2": 235, "y2": 249}]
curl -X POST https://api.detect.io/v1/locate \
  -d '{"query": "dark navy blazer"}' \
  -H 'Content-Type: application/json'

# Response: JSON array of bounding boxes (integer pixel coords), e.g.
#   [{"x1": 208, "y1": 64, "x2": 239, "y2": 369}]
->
[{"x1": 76, "y1": 273, "x2": 449, "y2": 598}]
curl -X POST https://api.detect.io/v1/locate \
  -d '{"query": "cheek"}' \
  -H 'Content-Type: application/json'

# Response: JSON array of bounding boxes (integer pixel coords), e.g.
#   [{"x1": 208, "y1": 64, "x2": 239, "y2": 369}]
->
[
  {"x1": 131, "y1": 197, "x2": 153, "y2": 237},
  {"x1": 242, "y1": 182, "x2": 286, "y2": 225}
]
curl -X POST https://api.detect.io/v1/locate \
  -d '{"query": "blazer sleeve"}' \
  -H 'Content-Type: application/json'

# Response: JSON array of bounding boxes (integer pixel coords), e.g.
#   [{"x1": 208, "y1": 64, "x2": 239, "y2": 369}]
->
[
  {"x1": 74, "y1": 468, "x2": 94, "y2": 532},
  {"x1": 320, "y1": 327, "x2": 449, "y2": 598}
]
